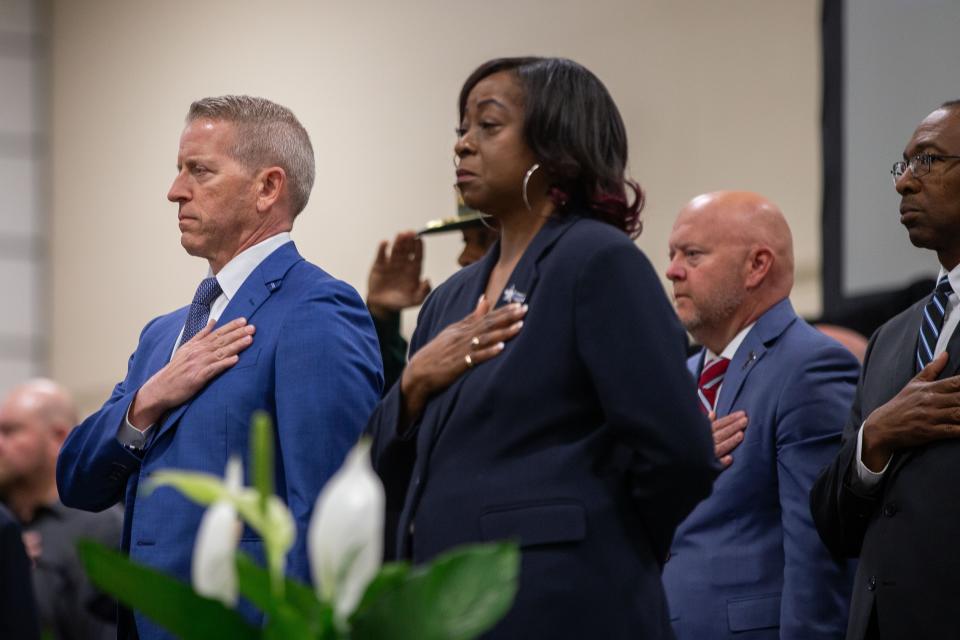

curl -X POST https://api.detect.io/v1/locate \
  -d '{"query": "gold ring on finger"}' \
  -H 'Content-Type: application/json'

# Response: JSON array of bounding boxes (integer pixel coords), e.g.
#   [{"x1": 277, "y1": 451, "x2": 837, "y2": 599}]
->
[
  {"x1": 471, "y1": 336, "x2": 481, "y2": 348},
  {"x1": 464, "y1": 354, "x2": 474, "y2": 368}
]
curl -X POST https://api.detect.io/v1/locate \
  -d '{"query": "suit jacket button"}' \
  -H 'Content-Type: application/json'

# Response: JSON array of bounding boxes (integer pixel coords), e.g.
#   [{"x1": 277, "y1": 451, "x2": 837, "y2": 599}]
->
[
  {"x1": 408, "y1": 522, "x2": 415, "y2": 535},
  {"x1": 867, "y1": 576, "x2": 877, "y2": 591},
  {"x1": 883, "y1": 502, "x2": 898, "y2": 517}
]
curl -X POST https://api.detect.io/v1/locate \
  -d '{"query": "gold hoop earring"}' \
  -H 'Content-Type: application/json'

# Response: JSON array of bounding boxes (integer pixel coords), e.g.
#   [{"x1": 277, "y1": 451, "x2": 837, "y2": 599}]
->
[{"x1": 522, "y1": 163, "x2": 541, "y2": 212}]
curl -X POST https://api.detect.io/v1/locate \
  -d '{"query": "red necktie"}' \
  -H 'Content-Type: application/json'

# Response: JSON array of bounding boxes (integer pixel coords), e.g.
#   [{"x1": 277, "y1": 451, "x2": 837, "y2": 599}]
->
[{"x1": 698, "y1": 357, "x2": 730, "y2": 414}]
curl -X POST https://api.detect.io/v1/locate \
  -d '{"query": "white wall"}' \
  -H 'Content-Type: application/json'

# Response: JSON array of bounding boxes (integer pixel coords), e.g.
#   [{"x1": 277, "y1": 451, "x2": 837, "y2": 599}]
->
[
  {"x1": 0, "y1": 0, "x2": 46, "y2": 394},
  {"x1": 48, "y1": 0, "x2": 821, "y2": 413}
]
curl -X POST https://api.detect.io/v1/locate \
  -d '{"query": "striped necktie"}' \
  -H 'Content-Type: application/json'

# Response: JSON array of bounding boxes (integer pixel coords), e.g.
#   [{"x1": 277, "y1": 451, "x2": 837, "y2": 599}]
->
[
  {"x1": 698, "y1": 357, "x2": 730, "y2": 414},
  {"x1": 916, "y1": 275, "x2": 953, "y2": 372}
]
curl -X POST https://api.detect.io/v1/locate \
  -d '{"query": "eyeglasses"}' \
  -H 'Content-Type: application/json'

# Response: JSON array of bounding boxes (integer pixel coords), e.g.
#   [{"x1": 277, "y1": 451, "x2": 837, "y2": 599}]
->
[{"x1": 891, "y1": 153, "x2": 960, "y2": 183}]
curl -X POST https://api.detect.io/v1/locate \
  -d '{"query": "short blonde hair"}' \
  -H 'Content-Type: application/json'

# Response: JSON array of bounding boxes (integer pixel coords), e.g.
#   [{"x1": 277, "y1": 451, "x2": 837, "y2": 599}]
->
[{"x1": 188, "y1": 95, "x2": 315, "y2": 217}]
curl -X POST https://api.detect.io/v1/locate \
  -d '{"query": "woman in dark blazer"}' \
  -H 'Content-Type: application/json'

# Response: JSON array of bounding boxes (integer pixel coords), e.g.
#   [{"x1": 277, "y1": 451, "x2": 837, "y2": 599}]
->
[{"x1": 368, "y1": 57, "x2": 717, "y2": 639}]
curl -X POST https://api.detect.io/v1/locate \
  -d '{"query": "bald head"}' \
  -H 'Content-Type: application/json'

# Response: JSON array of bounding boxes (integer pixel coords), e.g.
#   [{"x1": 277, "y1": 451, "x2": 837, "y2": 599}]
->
[
  {"x1": 0, "y1": 379, "x2": 77, "y2": 492},
  {"x1": 666, "y1": 191, "x2": 795, "y2": 352},
  {"x1": 6, "y1": 379, "x2": 78, "y2": 434},
  {"x1": 681, "y1": 191, "x2": 794, "y2": 292}
]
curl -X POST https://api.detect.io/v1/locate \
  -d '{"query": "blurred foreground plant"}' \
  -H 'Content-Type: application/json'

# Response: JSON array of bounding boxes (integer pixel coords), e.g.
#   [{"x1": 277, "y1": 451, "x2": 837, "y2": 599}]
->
[{"x1": 78, "y1": 412, "x2": 518, "y2": 639}]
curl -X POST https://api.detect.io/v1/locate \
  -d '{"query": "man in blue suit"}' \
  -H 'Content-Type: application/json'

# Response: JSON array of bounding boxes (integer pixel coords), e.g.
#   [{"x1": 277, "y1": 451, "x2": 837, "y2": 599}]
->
[
  {"x1": 57, "y1": 96, "x2": 382, "y2": 639},
  {"x1": 662, "y1": 191, "x2": 857, "y2": 639}
]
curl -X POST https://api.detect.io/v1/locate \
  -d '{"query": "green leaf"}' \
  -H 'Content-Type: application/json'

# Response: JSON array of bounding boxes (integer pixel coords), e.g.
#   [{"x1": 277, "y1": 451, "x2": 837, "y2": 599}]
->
[
  {"x1": 145, "y1": 470, "x2": 229, "y2": 506},
  {"x1": 77, "y1": 540, "x2": 259, "y2": 640},
  {"x1": 350, "y1": 542, "x2": 519, "y2": 640},
  {"x1": 251, "y1": 411, "x2": 274, "y2": 514},
  {"x1": 263, "y1": 604, "x2": 323, "y2": 640},
  {"x1": 235, "y1": 553, "x2": 329, "y2": 624},
  {"x1": 353, "y1": 561, "x2": 410, "y2": 612}
]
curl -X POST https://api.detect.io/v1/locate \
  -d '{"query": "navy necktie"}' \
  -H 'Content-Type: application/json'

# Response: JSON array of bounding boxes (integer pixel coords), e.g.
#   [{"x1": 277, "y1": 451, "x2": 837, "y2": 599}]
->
[
  {"x1": 181, "y1": 277, "x2": 222, "y2": 346},
  {"x1": 916, "y1": 275, "x2": 953, "y2": 372}
]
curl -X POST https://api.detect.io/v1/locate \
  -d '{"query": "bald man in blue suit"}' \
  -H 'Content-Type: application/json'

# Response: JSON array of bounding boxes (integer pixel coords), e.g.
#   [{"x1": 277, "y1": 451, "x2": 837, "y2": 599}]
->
[
  {"x1": 56, "y1": 96, "x2": 382, "y2": 640},
  {"x1": 661, "y1": 192, "x2": 857, "y2": 639}
]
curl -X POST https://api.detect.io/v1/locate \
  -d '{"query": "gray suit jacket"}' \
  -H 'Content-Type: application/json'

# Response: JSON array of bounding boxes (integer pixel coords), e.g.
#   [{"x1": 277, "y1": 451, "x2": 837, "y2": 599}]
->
[{"x1": 811, "y1": 296, "x2": 960, "y2": 639}]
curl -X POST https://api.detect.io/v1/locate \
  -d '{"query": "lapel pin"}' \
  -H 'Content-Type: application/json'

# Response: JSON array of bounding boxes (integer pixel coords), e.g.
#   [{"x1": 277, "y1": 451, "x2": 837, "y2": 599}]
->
[
  {"x1": 502, "y1": 284, "x2": 527, "y2": 305},
  {"x1": 742, "y1": 351, "x2": 757, "y2": 370}
]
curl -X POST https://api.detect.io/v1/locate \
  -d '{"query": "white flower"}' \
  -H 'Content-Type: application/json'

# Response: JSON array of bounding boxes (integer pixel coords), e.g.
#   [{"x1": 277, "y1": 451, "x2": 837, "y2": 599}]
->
[
  {"x1": 308, "y1": 438, "x2": 385, "y2": 622},
  {"x1": 191, "y1": 457, "x2": 243, "y2": 607}
]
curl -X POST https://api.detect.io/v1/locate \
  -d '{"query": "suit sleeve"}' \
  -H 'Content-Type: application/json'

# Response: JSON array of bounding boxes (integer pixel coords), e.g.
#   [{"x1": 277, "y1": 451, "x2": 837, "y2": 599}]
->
[
  {"x1": 365, "y1": 296, "x2": 437, "y2": 561},
  {"x1": 57, "y1": 322, "x2": 161, "y2": 512},
  {"x1": 275, "y1": 280, "x2": 383, "y2": 582},
  {"x1": 371, "y1": 310, "x2": 409, "y2": 397},
  {"x1": 574, "y1": 241, "x2": 718, "y2": 561},
  {"x1": 774, "y1": 341, "x2": 859, "y2": 639},
  {"x1": 810, "y1": 333, "x2": 885, "y2": 558}
]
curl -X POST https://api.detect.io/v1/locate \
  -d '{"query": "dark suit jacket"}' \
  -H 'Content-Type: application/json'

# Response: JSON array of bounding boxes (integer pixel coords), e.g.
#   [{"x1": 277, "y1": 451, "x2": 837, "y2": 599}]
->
[
  {"x1": 811, "y1": 296, "x2": 960, "y2": 639},
  {"x1": 664, "y1": 300, "x2": 857, "y2": 639},
  {"x1": 368, "y1": 214, "x2": 718, "y2": 639},
  {"x1": 0, "y1": 503, "x2": 40, "y2": 640},
  {"x1": 57, "y1": 242, "x2": 383, "y2": 640}
]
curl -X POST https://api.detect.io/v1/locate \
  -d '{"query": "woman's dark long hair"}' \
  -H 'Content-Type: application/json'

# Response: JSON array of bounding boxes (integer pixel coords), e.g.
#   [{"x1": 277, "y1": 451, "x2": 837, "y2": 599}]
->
[{"x1": 458, "y1": 57, "x2": 644, "y2": 237}]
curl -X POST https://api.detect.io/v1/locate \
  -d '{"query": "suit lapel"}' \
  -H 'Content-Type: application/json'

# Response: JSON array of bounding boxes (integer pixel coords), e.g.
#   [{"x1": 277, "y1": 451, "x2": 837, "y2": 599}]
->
[
  {"x1": 715, "y1": 299, "x2": 798, "y2": 416},
  {"x1": 941, "y1": 315, "x2": 960, "y2": 377},
  {"x1": 422, "y1": 216, "x2": 579, "y2": 458},
  {"x1": 151, "y1": 242, "x2": 304, "y2": 445},
  {"x1": 491, "y1": 214, "x2": 579, "y2": 310},
  {"x1": 147, "y1": 312, "x2": 186, "y2": 381},
  {"x1": 888, "y1": 299, "x2": 955, "y2": 477}
]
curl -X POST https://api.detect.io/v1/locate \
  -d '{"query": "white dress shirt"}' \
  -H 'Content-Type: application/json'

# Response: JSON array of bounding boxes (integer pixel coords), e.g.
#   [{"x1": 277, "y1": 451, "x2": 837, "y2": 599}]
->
[
  {"x1": 703, "y1": 322, "x2": 756, "y2": 410},
  {"x1": 118, "y1": 233, "x2": 292, "y2": 448},
  {"x1": 853, "y1": 265, "x2": 960, "y2": 490}
]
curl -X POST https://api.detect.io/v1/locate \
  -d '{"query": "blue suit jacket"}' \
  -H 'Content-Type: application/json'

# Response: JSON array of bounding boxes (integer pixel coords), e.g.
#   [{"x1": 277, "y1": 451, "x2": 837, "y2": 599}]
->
[
  {"x1": 57, "y1": 242, "x2": 382, "y2": 640},
  {"x1": 662, "y1": 299, "x2": 858, "y2": 639},
  {"x1": 368, "y1": 214, "x2": 718, "y2": 640}
]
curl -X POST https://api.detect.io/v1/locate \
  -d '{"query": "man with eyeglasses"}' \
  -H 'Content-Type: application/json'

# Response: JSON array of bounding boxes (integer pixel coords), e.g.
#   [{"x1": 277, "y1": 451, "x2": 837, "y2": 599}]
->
[{"x1": 812, "y1": 99, "x2": 960, "y2": 640}]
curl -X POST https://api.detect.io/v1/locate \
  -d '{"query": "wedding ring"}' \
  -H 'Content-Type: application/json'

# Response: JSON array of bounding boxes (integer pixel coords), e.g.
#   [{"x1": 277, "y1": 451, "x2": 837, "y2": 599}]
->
[
  {"x1": 464, "y1": 354, "x2": 474, "y2": 368},
  {"x1": 471, "y1": 336, "x2": 481, "y2": 348}
]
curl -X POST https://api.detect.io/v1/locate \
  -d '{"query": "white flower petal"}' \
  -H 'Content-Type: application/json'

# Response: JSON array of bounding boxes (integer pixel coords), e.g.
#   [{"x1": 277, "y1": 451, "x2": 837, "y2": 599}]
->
[
  {"x1": 192, "y1": 501, "x2": 240, "y2": 607},
  {"x1": 308, "y1": 439, "x2": 385, "y2": 620},
  {"x1": 224, "y1": 455, "x2": 244, "y2": 495}
]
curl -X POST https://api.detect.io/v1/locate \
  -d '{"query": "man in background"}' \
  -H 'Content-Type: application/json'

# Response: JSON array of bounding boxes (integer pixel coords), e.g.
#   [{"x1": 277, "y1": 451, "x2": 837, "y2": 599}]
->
[
  {"x1": 0, "y1": 500, "x2": 40, "y2": 639},
  {"x1": 0, "y1": 379, "x2": 121, "y2": 640},
  {"x1": 812, "y1": 100, "x2": 960, "y2": 639},
  {"x1": 57, "y1": 96, "x2": 382, "y2": 639},
  {"x1": 662, "y1": 191, "x2": 857, "y2": 639},
  {"x1": 367, "y1": 211, "x2": 497, "y2": 392}
]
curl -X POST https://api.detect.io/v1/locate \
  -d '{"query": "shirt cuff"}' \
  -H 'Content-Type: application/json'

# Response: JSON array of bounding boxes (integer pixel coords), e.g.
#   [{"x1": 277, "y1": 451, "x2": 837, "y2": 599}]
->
[
  {"x1": 116, "y1": 405, "x2": 154, "y2": 450},
  {"x1": 850, "y1": 422, "x2": 890, "y2": 490}
]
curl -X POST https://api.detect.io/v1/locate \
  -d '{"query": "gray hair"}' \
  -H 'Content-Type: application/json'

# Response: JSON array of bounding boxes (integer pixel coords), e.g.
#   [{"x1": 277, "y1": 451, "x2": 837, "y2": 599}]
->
[{"x1": 187, "y1": 95, "x2": 315, "y2": 217}]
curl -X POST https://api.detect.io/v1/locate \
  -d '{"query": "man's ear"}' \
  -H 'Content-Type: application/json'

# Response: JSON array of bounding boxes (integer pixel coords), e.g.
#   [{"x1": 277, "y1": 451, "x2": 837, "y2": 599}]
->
[
  {"x1": 256, "y1": 166, "x2": 286, "y2": 213},
  {"x1": 744, "y1": 246, "x2": 773, "y2": 289},
  {"x1": 49, "y1": 423, "x2": 71, "y2": 450}
]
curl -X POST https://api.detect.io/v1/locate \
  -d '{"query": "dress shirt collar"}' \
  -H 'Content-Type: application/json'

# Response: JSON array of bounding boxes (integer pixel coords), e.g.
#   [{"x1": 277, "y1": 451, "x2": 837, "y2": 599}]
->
[
  {"x1": 705, "y1": 321, "x2": 757, "y2": 363},
  {"x1": 941, "y1": 264, "x2": 960, "y2": 298},
  {"x1": 207, "y1": 232, "x2": 292, "y2": 301}
]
